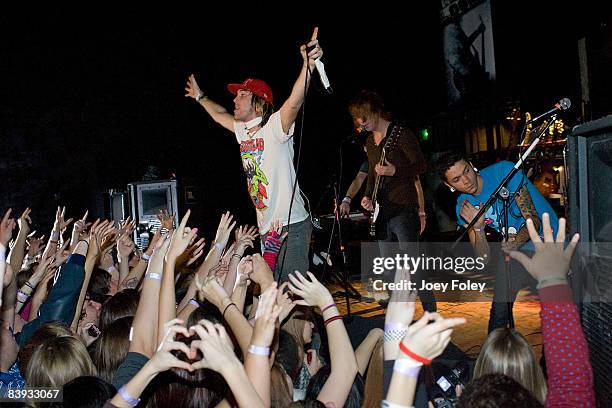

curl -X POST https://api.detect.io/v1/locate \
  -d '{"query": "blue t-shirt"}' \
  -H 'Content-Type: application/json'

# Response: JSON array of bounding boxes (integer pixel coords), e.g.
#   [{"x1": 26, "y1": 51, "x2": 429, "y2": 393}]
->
[{"x1": 455, "y1": 161, "x2": 558, "y2": 250}]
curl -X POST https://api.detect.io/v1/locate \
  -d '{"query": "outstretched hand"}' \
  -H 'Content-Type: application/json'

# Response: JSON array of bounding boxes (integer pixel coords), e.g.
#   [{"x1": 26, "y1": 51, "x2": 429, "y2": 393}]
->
[
  {"x1": 185, "y1": 74, "x2": 204, "y2": 100},
  {"x1": 0, "y1": 209, "x2": 16, "y2": 247},
  {"x1": 509, "y1": 214, "x2": 579, "y2": 286},
  {"x1": 400, "y1": 312, "x2": 466, "y2": 362},
  {"x1": 214, "y1": 212, "x2": 236, "y2": 251},
  {"x1": 287, "y1": 271, "x2": 333, "y2": 309},
  {"x1": 167, "y1": 210, "x2": 198, "y2": 260}
]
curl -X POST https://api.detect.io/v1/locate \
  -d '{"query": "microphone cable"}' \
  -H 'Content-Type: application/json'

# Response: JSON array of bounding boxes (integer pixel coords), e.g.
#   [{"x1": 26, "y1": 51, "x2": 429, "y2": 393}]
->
[{"x1": 277, "y1": 57, "x2": 313, "y2": 283}]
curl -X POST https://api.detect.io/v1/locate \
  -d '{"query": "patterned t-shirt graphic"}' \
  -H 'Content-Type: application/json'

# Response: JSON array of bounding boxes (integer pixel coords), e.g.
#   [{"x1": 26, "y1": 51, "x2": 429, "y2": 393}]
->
[{"x1": 240, "y1": 139, "x2": 268, "y2": 210}]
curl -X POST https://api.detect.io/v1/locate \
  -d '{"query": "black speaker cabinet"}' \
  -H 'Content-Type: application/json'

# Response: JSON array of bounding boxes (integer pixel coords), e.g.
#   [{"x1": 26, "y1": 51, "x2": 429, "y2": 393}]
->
[{"x1": 567, "y1": 115, "x2": 612, "y2": 407}]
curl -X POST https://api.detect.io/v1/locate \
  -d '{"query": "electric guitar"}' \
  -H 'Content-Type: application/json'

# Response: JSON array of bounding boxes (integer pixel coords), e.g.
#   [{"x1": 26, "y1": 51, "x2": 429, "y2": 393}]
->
[{"x1": 369, "y1": 128, "x2": 399, "y2": 237}]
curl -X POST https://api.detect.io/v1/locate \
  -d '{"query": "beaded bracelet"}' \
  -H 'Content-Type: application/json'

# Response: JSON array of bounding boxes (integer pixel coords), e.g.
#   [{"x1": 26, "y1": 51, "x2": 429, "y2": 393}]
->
[
  {"x1": 384, "y1": 328, "x2": 408, "y2": 342},
  {"x1": 248, "y1": 344, "x2": 270, "y2": 356},
  {"x1": 399, "y1": 342, "x2": 432, "y2": 365}
]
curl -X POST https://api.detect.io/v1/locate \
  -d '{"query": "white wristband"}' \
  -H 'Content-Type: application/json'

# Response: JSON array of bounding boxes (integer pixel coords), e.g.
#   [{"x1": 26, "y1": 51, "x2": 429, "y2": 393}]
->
[
  {"x1": 145, "y1": 272, "x2": 162, "y2": 281},
  {"x1": 214, "y1": 242, "x2": 225, "y2": 253},
  {"x1": 248, "y1": 344, "x2": 270, "y2": 356},
  {"x1": 393, "y1": 358, "x2": 423, "y2": 378},
  {"x1": 381, "y1": 400, "x2": 412, "y2": 408}
]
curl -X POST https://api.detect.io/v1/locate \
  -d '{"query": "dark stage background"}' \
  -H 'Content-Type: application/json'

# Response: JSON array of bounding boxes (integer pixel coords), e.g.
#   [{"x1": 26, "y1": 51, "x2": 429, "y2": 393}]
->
[{"x1": 0, "y1": 2, "x2": 608, "y2": 238}]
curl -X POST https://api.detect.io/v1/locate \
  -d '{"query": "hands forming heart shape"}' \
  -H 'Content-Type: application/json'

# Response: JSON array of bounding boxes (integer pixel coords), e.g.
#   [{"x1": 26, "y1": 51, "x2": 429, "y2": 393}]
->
[{"x1": 149, "y1": 318, "x2": 238, "y2": 374}]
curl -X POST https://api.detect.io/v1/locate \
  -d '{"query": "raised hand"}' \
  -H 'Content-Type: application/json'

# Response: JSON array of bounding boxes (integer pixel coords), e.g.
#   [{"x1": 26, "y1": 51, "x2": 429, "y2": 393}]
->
[
  {"x1": 186, "y1": 237, "x2": 206, "y2": 267},
  {"x1": 167, "y1": 210, "x2": 198, "y2": 260},
  {"x1": 157, "y1": 210, "x2": 175, "y2": 231},
  {"x1": 250, "y1": 254, "x2": 274, "y2": 286},
  {"x1": 276, "y1": 281, "x2": 295, "y2": 323},
  {"x1": 400, "y1": 312, "x2": 466, "y2": 362},
  {"x1": 119, "y1": 216, "x2": 136, "y2": 237},
  {"x1": 509, "y1": 214, "x2": 579, "y2": 286},
  {"x1": 26, "y1": 234, "x2": 45, "y2": 257},
  {"x1": 18, "y1": 208, "x2": 33, "y2": 234},
  {"x1": 185, "y1": 74, "x2": 204, "y2": 100},
  {"x1": 117, "y1": 234, "x2": 136, "y2": 259},
  {"x1": 252, "y1": 283, "x2": 282, "y2": 347},
  {"x1": 287, "y1": 271, "x2": 333, "y2": 309},
  {"x1": 236, "y1": 256, "x2": 253, "y2": 288},
  {"x1": 0, "y1": 209, "x2": 16, "y2": 247},
  {"x1": 72, "y1": 210, "x2": 91, "y2": 239},
  {"x1": 196, "y1": 275, "x2": 230, "y2": 311},
  {"x1": 214, "y1": 212, "x2": 236, "y2": 251},
  {"x1": 53, "y1": 206, "x2": 74, "y2": 233},
  {"x1": 234, "y1": 224, "x2": 258, "y2": 254},
  {"x1": 190, "y1": 320, "x2": 239, "y2": 372},
  {"x1": 52, "y1": 240, "x2": 71, "y2": 268},
  {"x1": 300, "y1": 27, "x2": 323, "y2": 70}
]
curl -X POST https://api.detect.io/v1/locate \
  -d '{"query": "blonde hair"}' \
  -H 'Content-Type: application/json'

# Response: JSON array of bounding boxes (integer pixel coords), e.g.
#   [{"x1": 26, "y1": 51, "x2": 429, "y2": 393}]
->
[
  {"x1": 362, "y1": 338, "x2": 384, "y2": 408},
  {"x1": 474, "y1": 328, "x2": 547, "y2": 403},
  {"x1": 26, "y1": 336, "x2": 96, "y2": 388}
]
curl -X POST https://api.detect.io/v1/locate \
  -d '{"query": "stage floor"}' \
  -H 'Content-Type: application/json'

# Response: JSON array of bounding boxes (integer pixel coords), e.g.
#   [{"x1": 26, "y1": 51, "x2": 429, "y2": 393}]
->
[{"x1": 326, "y1": 280, "x2": 543, "y2": 361}]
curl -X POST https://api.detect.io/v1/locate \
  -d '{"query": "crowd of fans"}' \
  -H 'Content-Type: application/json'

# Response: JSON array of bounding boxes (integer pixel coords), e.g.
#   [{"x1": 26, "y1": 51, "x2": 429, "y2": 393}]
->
[{"x1": 0, "y1": 205, "x2": 595, "y2": 407}]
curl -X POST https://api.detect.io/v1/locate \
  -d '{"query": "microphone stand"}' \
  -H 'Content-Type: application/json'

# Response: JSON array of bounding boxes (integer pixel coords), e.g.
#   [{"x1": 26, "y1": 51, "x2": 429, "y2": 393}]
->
[{"x1": 452, "y1": 113, "x2": 559, "y2": 329}]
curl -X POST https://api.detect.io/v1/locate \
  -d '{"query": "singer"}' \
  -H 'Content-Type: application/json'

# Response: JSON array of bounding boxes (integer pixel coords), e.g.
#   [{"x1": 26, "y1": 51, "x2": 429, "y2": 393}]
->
[
  {"x1": 434, "y1": 151, "x2": 559, "y2": 332},
  {"x1": 348, "y1": 90, "x2": 436, "y2": 311},
  {"x1": 184, "y1": 28, "x2": 323, "y2": 282}
]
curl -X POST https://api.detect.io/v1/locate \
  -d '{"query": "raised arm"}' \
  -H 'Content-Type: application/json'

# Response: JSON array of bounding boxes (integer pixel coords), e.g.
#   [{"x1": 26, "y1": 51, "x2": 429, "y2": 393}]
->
[
  {"x1": 185, "y1": 74, "x2": 235, "y2": 132},
  {"x1": 509, "y1": 214, "x2": 595, "y2": 406},
  {"x1": 159, "y1": 211, "x2": 197, "y2": 343},
  {"x1": 279, "y1": 27, "x2": 323, "y2": 134},
  {"x1": 191, "y1": 320, "x2": 265, "y2": 408},
  {"x1": 110, "y1": 321, "x2": 193, "y2": 408},
  {"x1": 0, "y1": 209, "x2": 16, "y2": 308},
  {"x1": 7, "y1": 208, "x2": 32, "y2": 273},
  {"x1": 288, "y1": 271, "x2": 358, "y2": 408}
]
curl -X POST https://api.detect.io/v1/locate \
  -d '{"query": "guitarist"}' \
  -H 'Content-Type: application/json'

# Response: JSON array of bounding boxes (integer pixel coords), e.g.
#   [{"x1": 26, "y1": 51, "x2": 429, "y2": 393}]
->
[{"x1": 348, "y1": 90, "x2": 435, "y2": 311}]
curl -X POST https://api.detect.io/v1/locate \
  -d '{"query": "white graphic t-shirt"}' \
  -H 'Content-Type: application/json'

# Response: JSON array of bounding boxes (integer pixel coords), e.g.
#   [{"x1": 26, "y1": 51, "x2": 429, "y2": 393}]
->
[{"x1": 234, "y1": 111, "x2": 309, "y2": 234}]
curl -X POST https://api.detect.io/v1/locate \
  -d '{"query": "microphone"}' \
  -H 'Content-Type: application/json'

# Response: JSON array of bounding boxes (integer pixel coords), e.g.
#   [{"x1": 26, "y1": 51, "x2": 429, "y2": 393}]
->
[
  {"x1": 527, "y1": 98, "x2": 571, "y2": 124},
  {"x1": 314, "y1": 58, "x2": 333, "y2": 94},
  {"x1": 342, "y1": 124, "x2": 367, "y2": 144}
]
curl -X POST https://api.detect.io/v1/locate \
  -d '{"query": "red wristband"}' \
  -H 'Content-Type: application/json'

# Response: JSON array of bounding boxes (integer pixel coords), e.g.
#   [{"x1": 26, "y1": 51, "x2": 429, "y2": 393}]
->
[
  {"x1": 321, "y1": 303, "x2": 336, "y2": 313},
  {"x1": 324, "y1": 315, "x2": 343, "y2": 326},
  {"x1": 399, "y1": 342, "x2": 432, "y2": 365}
]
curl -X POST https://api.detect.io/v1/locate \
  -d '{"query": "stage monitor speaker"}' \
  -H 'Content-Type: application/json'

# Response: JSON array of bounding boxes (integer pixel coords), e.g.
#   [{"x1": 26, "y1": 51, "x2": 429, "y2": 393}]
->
[{"x1": 567, "y1": 114, "x2": 612, "y2": 407}]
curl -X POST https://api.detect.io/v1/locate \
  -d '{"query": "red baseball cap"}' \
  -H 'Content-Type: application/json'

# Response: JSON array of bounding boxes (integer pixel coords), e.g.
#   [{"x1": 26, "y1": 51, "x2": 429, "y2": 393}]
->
[{"x1": 227, "y1": 78, "x2": 273, "y2": 104}]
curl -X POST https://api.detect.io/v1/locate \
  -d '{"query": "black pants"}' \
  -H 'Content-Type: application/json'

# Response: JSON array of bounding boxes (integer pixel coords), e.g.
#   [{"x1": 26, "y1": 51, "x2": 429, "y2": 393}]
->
[
  {"x1": 377, "y1": 206, "x2": 437, "y2": 312},
  {"x1": 488, "y1": 255, "x2": 538, "y2": 333}
]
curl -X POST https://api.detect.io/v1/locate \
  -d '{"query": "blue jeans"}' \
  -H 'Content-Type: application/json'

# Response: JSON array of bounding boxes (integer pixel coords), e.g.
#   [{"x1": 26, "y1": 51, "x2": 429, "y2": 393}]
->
[
  {"x1": 271, "y1": 218, "x2": 313, "y2": 282},
  {"x1": 378, "y1": 206, "x2": 437, "y2": 312},
  {"x1": 488, "y1": 255, "x2": 538, "y2": 333}
]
